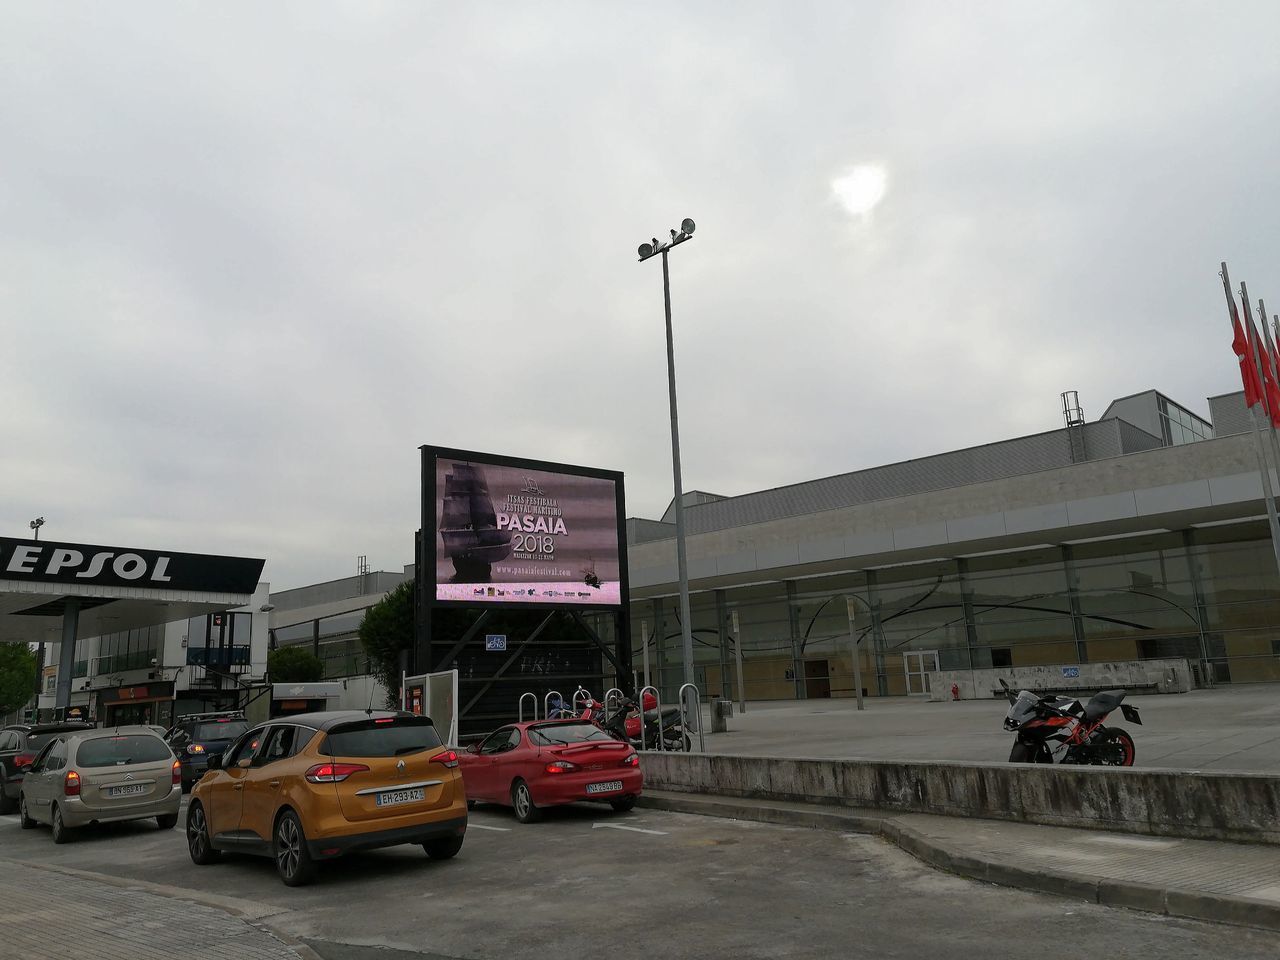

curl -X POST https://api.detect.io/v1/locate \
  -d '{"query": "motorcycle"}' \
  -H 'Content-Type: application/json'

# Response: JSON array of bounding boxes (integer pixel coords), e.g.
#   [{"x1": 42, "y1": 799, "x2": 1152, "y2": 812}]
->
[
  {"x1": 1000, "y1": 679, "x2": 1142, "y2": 766},
  {"x1": 578, "y1": 693, "x2": 690, "y2": 752}
]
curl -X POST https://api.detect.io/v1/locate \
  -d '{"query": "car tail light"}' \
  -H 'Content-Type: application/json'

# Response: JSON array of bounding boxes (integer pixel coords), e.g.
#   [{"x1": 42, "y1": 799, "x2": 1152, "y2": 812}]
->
[
  {"x1": 429, "y1": 750, "x2": 459, "y2": 769},
  {"x1": 64, "y1": 771, "x2": 81, "y2": 797},
  {"x1": 172, "y1": 760, "x2": 181, "y2": 786},
  {"x1": 620, "y1": 753, "x2": 639, "y2": 767},
  {"x1": 13, "y1": 753, "x2": 35, "y2": 770},
  {"x1": 545, "y1": 760, "x2": 578, "y2": 775},
  {"x1": 304, "y1": 762, "x2": 370, "y2": 783}
]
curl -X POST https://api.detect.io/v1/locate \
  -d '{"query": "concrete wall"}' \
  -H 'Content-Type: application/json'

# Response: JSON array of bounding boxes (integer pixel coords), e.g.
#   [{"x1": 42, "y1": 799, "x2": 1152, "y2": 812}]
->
[
  {"x1": 640, "y1": 752, "x2": 1280, "y2": 844},
  {"x1": 928, "y1": 658, "x2": 1193, "y2": 701}
]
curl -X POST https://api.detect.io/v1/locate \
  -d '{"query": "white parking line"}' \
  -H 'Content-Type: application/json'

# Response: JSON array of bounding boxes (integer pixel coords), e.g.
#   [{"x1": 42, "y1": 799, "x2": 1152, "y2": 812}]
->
[
  {"x1": 468, "y1": 823, "x2": 512, "y2": 832},
  {"x1": 592, "y1": 823, "x2": 667, "y2": 836}
]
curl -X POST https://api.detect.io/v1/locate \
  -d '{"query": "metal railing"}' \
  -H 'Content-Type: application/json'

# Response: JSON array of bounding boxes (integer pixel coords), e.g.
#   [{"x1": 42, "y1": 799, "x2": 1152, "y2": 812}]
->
[
  {"x1": 638, "y1": 685, "x2": 662, "y2": 752},
  {"x1": 518, "y1": 692, "x2": 538, "y2": 722},
  {"x1": 571, "y1": 687, "x2": 593, "y2": 715},
  {"x1": 679, "y1": 682, "x2": 704, "y2": 753},
  {"x1": 543, "y1": 689, "x2": 567, "y2": 719},
  {"x1": 603, "y1": 687, "x2": 624, "y2": 721}
]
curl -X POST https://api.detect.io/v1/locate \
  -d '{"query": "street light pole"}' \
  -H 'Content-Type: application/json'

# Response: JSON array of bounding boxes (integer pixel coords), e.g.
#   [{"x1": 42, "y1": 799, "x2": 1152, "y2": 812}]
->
[
  {"x1": 637, "y1": 220, "x2": 698, "y2": 701},
  {"x1": 29, "y1": 517, "x2": 45, "y2": 541},
  {"x1": 661, "y1": 248, "x2": 696, "y2": 697}
]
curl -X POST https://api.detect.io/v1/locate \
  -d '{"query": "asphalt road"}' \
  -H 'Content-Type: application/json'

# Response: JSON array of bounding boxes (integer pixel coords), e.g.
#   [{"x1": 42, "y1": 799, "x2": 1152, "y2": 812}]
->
[{"x1": 1, "y1": 800, "x2": 1276, "y2": 959}]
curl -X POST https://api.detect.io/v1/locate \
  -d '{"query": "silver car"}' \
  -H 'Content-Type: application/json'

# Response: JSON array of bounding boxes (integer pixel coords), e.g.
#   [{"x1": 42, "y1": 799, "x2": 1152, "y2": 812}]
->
[{"x1": 18, "y1": 726, "x2": 181, "y2": 843}]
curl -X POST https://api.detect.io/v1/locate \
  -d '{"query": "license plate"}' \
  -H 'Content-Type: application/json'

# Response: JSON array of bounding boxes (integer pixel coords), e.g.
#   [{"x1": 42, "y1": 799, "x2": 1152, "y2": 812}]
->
[
  {"x1": 375, "y1": 787, "x2": 425, "y2": 807},
  {"x1": 108, "y1": 783, "x2": 146, "y2": 798},
  {"x1": 586, "y1": 780, "x2": 623, "y2": 795}
]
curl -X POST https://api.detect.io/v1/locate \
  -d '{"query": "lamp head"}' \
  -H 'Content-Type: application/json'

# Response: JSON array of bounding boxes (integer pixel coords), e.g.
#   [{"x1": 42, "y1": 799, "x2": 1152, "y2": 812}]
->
[
  {"x1": 680, "y1": 218, "x2": 696, "y2": 235},
  {"x1": 638, "y1": 242, "x2": 654, "y2": 259}
]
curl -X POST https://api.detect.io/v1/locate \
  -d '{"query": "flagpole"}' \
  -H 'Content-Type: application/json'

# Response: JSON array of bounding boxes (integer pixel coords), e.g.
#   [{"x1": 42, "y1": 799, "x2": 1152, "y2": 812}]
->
[
  {"x1": 1247, "y1": 292, "x2": 1280, "y2": 470},
  {"x1": 1233, "y1": 274, "x2": 1280, "y2": 574}
]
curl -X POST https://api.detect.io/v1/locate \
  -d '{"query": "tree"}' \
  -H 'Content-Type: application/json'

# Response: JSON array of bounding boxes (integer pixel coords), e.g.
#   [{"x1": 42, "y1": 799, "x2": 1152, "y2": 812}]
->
[
  {"x1": 268, "y1": 646, "x2": 324, "y2": 683},
  {"x1": 359, "y1": 581, "x2": 414, "y2": 708},
  {"x1": 0, "y1": 644, "x2": 37, "y2": 717}
]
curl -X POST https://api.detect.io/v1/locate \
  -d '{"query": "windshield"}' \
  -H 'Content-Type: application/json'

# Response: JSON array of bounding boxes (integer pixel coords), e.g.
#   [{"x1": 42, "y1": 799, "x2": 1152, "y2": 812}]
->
[
  {"x1": 190, "y1": 720, "x2": 249, "y2": 742},
  {"x1": 1006, "y1": 690, "x2": 1041, "y2": 725},
  {"x1": 76, "y1": 734, "x2": 173, "y2": 768},
  {"x1": 529, "y1": 723, "x2": 615, "y2": 746},
  {"x1": 26, "y1": 730, "x2": 82, "y2": 752}
]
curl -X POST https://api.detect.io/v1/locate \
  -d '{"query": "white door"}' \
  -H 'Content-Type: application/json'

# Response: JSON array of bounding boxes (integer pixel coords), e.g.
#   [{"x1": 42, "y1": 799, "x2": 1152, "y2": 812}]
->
[{"x1": 903, "y1": 651, "x2": 940, "y2": 695}]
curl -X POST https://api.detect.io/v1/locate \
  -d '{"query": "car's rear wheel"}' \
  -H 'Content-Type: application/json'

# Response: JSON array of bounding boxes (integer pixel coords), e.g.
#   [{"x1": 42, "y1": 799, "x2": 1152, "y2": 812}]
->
[
  {"x1": 0, "y1": 778, "x2": 15, "y2": 815},
  {"x1": 18, "y1": 794, "x2": 36, "y2": 830},
  {"x1": 274, "y1": 810, "x2": 317, "y2": 887},
  {"x1": 423, "y1": 835, "x2": 464, "y2": 860},
  {"x1": 610, "y1": 796, "x2": 637, "y2": 813},
  {"x1": 186, "y1": 802, "x2": 220, "y2": 865},
  {"x1": 512, "y1": 779, "x2": 541, "y2": 823},
  {"x1": 51, "y1": 804, "x2": 71, "y2": 844},
  {"x1": 156, "y1": 813, "x2": 178, "y2": 830}
]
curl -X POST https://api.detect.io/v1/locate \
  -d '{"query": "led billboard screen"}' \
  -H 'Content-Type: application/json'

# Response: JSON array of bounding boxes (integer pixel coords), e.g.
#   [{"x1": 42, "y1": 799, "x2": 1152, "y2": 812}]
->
[{"x1": 424, "y1": 448, "x2": 624, "y2": 607}]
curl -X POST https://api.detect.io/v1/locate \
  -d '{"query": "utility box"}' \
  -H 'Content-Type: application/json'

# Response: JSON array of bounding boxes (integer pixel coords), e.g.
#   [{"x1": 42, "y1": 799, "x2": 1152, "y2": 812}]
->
[{"x1": 711, "y1": 699, "x2": 732, "y2": 733}]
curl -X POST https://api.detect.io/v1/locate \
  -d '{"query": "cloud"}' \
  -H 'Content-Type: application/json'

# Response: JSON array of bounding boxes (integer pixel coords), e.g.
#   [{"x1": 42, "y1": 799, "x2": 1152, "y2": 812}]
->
[{"x1": 3, "y1": 2, "x2": 1280, "y2": 588}]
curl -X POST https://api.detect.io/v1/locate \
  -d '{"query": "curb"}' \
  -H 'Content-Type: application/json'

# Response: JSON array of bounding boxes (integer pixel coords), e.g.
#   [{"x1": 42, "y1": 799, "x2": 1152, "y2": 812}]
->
[
  {"x1": 3, "y1": 858, "x2": 324, "y2": 960},
  {"x1": 636, "y1": 792, "x2": 1280, "y2": 932}
]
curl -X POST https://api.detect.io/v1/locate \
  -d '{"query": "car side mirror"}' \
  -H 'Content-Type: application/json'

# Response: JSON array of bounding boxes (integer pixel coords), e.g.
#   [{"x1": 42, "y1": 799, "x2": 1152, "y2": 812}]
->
[
  {"x1": 465, "y1": 743, "x2": 480, "y2": 754},
  {"x1": 206, "y1": 753, "x2": 222, "y2": 771},
  {"x1": 237, "y1": 757, "x2": 253, "y2": 770}
]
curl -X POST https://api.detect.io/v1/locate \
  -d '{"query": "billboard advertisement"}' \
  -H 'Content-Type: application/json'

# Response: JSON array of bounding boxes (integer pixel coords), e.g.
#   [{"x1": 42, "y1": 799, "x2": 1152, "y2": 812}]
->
[{"x1": 423, "y1": 448, "x2": 625, "y2": 607}]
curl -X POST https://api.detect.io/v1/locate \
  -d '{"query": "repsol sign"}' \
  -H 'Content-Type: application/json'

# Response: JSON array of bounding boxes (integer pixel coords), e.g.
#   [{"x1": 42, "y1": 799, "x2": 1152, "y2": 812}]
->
[{"x1": 0, "y1": 537, "x2": 264, "y2": 595}]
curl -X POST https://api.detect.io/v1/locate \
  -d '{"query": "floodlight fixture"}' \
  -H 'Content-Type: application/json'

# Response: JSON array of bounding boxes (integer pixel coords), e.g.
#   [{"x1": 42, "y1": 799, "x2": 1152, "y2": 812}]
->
[
  {"x1": 681, "y1": 218, "x2": 696, "y2": 235},
  {"x1": 638, "y1": 242, "x2": 654, "y2": 259}
]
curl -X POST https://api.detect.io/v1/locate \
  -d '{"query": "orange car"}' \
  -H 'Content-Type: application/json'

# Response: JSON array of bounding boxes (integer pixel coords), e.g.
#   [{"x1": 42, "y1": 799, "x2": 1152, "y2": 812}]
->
[{"x1": 187, "y1": 711, "x2": 466, "y2": 885}]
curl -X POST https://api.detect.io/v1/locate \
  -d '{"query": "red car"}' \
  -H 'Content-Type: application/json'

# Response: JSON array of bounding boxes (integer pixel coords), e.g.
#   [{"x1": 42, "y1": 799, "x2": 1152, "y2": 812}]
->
[{"x1": 459, "y1": 719, "x2": 641, "y2": 823}]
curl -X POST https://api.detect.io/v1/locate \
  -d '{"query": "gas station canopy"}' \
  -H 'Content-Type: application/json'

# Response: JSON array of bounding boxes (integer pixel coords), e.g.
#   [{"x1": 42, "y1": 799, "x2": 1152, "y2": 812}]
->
[{"x1": 0, "y1": 535, "x2": 265, "y2": 645}]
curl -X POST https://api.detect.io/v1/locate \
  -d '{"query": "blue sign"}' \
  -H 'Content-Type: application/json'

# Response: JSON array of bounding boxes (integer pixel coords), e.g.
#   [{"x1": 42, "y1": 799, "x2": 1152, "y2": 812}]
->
[
  {"x1": 485, "y1": 635, "x2": 508, "y2": 652},
  {"x1": 1061, "y1": 666, "x2": 1080, "y2": 679}
]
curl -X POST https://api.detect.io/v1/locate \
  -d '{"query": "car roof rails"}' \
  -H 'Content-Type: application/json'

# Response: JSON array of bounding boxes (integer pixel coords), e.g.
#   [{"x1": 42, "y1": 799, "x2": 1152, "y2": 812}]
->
[{"x1": 176, "y1": 710, "x2": 246, "y2": 722}]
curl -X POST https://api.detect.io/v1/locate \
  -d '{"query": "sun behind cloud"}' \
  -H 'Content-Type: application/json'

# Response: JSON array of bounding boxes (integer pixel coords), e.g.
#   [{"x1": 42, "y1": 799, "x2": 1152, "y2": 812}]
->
[{"x1": 832, "y1": 163, "x2": 888, "y2": 218}]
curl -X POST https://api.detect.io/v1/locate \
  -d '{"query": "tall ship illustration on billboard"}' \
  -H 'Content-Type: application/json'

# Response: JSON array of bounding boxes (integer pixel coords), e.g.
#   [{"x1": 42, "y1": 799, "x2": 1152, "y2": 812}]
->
[{"x1": 439, "y1": 462, "x2": 512, "y2": 582}]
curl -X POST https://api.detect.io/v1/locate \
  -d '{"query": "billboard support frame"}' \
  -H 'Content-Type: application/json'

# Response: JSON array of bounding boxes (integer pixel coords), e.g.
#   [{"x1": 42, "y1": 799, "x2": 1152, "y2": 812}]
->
[{"x1": 459, "y1": 609, "x2": 559, "y2": 716}]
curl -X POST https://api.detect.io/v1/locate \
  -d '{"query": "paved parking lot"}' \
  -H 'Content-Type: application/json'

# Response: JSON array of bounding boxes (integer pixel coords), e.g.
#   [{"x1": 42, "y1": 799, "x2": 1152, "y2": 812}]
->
[
  {"x1": 2, "y1": 799, "x2": 1277, "y2": 959},
  {"x1": 699, "y1": 687, "x2": 1280, "y2": 771}
]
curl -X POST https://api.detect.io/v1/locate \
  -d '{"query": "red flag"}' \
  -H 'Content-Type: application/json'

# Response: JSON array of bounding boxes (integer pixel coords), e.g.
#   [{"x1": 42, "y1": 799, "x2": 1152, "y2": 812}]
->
[
  {"x1": 1230, "y1": 297, "x2": 1263, "y2": 407},
  {"x1": 1250, "y1": 319, "x2": 1280, "y2": 427}
]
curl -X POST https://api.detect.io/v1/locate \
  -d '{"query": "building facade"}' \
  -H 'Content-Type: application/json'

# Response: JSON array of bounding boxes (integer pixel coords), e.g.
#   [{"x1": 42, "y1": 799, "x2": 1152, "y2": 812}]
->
[{"x1": 625, "y1": 390, "x2": 1280, "y2": 702}]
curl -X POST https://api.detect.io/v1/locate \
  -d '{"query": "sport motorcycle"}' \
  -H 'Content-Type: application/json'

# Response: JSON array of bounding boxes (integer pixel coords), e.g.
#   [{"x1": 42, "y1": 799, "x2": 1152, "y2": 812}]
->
[{"x1": 1000, "y1": 679, "x2": 1142, "y2": 765}]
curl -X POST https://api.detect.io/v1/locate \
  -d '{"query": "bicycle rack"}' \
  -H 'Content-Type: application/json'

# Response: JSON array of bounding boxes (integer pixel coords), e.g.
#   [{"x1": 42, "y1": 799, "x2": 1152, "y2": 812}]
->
[
  {"x1": 572, "y1": 687, "x2": 593, "y2": 716},
  {"x1": 518, "y1": 692, "x2": 538, "y2": 723},
  {"x1": 544, "y1": 690, "x2": 567, "y2": 720},
  {"x1": 638, "y1": 685, "x2": 661, "y2": 751},
  {"x1": 603, "y1": 687, "x2": 624, "y2": 721},
  {"x1": 679, "y1": 683, "x2": 704, "y2": 753}
]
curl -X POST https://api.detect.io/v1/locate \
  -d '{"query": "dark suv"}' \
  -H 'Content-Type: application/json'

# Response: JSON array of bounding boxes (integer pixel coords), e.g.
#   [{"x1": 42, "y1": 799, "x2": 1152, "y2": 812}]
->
[
  {"x1": 166, "y1": 712, "x2": 250, "y2": 792},
  {"x1": 0, "y1": 722, "x2": 94, "y2": 814}
]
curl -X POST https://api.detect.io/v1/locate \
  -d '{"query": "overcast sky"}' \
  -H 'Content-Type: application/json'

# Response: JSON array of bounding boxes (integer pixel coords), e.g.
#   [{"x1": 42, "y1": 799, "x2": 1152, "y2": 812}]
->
[{"x1": 4, "y1": 2, "x2": 1280, "y2": 590}]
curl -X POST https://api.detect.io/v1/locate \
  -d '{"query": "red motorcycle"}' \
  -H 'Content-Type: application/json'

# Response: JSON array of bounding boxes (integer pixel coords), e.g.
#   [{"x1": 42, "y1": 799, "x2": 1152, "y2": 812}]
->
[{"x1": 580, "y1": 693, "x2": 689, "y2": 752}]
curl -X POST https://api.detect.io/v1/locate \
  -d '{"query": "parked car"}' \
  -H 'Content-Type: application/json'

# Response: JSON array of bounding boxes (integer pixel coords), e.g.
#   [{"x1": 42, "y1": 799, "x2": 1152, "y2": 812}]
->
[
  {"x1": 187, "y1": 711, "x2": 467, "y2": 886},
  {"x1": 166, "y1": 711, "x2": 250, "y2": 792},
  {"x1": 0, "y1": 722, "x2": 94, "y2": 815},
  {"x1": 458, "y1": 719, "x2": 641, "y2": 823},
  {"x1": 17, "y1": 726, "x2": 181, "y2": 842}
]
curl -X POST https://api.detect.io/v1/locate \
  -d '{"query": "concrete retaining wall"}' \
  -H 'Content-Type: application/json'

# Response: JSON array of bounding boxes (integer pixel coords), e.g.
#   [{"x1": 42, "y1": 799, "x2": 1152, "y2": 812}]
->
[
  {"x1": 640, "y1": 752, "x2": 1280, "y2": 844},
  {"x1": 928, "y1": 658, "x2": 1193, "y2": 701}
]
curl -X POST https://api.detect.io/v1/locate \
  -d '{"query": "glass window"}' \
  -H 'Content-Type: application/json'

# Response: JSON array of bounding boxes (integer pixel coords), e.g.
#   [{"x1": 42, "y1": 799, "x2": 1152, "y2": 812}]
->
[
  {"x1": 529, "y1": 723, "x2": 613, "y2": 746},
  {"x1": 226, "y1": 728, "x2": 265, "y2": 766},
  {"x1": 480, "y1": 727, "x2": 520, "y2": 754},
  {"x1": 45, "y1": 739, "x2": 67, "y2": 772},
  {"x1": 324, "y1": 717, "x2": 443, "y2": 758},
  {"x1": 190, "y1": 720, "x2": 250, "y2": 742},
  {"x1": 256, "y1": 726, "x2": 299, "y2": 765},
  {"x1": 76, "y1": 734, "x2": 171, "y2": 768}
]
